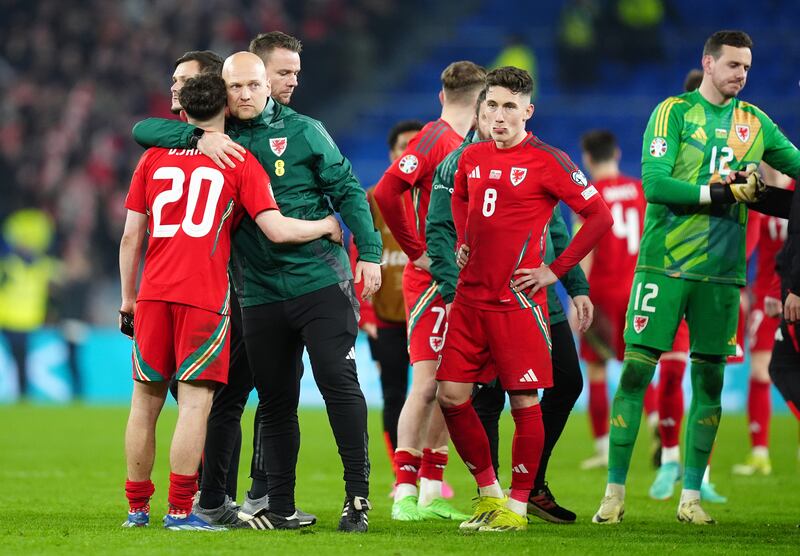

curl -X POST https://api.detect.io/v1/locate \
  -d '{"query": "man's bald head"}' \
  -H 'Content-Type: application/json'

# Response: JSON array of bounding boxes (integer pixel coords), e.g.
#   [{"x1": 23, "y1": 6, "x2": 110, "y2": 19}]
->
[{"x1": 222, "y1": 51, "x2": 271, "y2": 120}]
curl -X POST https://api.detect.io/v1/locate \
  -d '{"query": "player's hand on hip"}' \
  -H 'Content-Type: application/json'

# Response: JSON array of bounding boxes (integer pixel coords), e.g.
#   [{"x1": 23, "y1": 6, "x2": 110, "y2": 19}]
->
[
  {"x1": 513, "y1": 263, "x2": 557, "y2": 296},
  {"x1": 324, "y1": 215, "x2": 344, "y2": 244},
  {"x1": 361, "y1": 321, "x2": 378, "y2": 340},
  {"x1": 445, "y1": 302, "x2": 452, "y2": 318},
  {"x1": 198, "y1": 131, "x2": 246, "y2": 169},
  {"x1": 413, "y1": 253, "x2": 431, "y2": 272},
  {"x1": 784, "y1": 292, "x2": 800, "y2": 324},
  {"x1": 572, "y1": 294, "x2": 594, "y2": 332},
  {"x1": 764, "y1": 295, "x2": 783, "y2": 318},
  {"x1": 455, "y1": 244, "x2": 470, "y2": 269},
  {"x1": 355, "y1": 261, "x2": 382, "y2": 300}
]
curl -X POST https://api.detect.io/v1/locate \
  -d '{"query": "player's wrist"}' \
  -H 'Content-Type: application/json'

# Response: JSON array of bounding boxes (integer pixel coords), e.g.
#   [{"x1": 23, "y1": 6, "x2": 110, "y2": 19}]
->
[
  {"x1": 708, "y1": 183, "x2": 736, "y2": 204},
  {"x1": 188, "y1": 127, "x2": 205, "y2": 149}
]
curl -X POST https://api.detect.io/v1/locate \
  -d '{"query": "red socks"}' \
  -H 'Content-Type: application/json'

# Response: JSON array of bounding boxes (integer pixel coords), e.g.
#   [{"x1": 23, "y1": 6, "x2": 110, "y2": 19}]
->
[
  {"x1": 394, "y1": 450, "x2": 422, "y2": 487},
  {"x1": 748, "y1": 379, "x2": 771, "y2": 448},
  {"x1": 420, "y1": 448, "x2": 447, "y2": 482},
  {"x1": 510, "y1": 405, "x2": 544, "y2": 503},
  {"x1": 441, "y1": 399, "x2": 495, "y2": 486},
  {"x1": 125, "y1": 479, "x2": 155, "y2": 513},
  {"x1": 658, "y1": 358, "x2": 685, "y2": 448},
  {"x1": 167, "y1": 472, "x2": 198, "y2": 516},
  {"x1": 588, "y1": 381, "x2": 609, "y2": 439},
  {"x1": 643, "y1": 382, "x2": 658, "y2": 417}
]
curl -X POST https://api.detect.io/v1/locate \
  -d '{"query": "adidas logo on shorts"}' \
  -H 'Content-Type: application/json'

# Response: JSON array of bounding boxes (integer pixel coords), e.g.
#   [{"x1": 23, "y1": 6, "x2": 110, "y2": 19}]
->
[{"x1": 518, "y1": 369, "x2": 538, "y2": 383}]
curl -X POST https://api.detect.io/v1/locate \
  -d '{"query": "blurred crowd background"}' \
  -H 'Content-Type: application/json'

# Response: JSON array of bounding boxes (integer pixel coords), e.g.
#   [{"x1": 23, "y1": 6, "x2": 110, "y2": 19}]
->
[{"x1": 0, "y1": 0, "x2": 798, "y2": 401}]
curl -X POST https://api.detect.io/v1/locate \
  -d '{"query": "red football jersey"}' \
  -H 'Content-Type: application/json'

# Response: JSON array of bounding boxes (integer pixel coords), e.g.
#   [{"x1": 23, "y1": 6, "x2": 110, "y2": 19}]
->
[
  {"x1": 453, "y1": 133, "x2": 601, "y2": 311},
  {"x1": 588, "y1": 175, "x2": 646, "y2": 302},
  {"x1": 125, "y1": 147, "x2": 278, "y2": 314},
  {"x1": 753, "y1": 214, "x2": 788, "y2": 300},
  {"x1": 380, "y1": 119, "x2": 463, "y2": 265}
]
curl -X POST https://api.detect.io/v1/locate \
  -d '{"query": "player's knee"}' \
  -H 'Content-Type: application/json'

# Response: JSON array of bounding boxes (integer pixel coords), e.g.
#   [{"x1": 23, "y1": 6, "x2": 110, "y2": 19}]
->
[
  {"x1": 437, "y1": 386, "x2": 468, "y2": 410},
  {"x1": 618, "y1": 365, "x2": 652, "y2": 395},
  {"x1": 691, "y1": 354, "x2": 725, "y2": 400}
]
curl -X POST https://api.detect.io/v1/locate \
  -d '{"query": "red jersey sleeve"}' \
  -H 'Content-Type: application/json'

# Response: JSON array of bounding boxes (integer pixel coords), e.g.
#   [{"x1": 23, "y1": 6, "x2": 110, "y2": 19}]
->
[
  {"x1": 541, "y1": 154, "x2": 611, "y2": 277},
  {"x1": 452, "y1": 152, "x2": 470, "y2": 247},
  {"x1": 238, "y1": 153, "x2": 279, "y2": 218},
  {"x1": 125, "y1": 150, "x2": 150, "y2": 214},
  {"x1": 373, "y1": 171, "x2": 426, "y2": 261}
]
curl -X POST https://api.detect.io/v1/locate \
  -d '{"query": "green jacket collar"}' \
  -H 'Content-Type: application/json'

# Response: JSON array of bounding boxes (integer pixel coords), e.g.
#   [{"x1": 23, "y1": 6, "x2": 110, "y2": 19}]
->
[{"x1": 229, "y1": 98, "x2": 296, "y2": 129}]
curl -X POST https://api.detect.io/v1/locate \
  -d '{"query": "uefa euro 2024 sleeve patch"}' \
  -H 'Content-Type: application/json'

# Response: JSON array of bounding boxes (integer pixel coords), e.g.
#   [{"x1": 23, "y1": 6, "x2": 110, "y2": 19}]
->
[
  {"x1": 398, "y1": 154, "x2": 419, "y2": 174},
  {"x1": 649, "y1": 137, "x2": 668, "y2": 158}
]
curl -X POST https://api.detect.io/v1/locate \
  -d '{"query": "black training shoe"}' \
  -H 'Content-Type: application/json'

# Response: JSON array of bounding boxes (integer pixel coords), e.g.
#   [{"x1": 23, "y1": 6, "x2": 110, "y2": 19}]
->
[
  {"x1": 651, "y1": 426, "x2": 663, "y2": 469},
  {"x1": 527, "y1": 483, "x2": 576, "y2": 524},
  {"x1": 240, "y1": 509, "x2": 300, "y2": 530},
  {"x1": 338, "y1": 496, "x2": 371, "y2": 532}
]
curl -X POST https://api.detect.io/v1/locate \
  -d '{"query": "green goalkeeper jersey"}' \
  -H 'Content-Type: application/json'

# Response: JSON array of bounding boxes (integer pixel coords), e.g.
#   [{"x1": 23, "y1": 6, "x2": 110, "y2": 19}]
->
[{"x1": 639, "y1": 89, "x2": 800, "y2": 286}]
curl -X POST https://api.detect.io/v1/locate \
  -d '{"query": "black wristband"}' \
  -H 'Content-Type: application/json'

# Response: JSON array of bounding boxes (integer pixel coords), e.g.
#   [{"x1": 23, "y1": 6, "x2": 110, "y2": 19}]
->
[
  {"x1": 709, "y1": 183, "x2": 735, "y2": 204},
  {"x1": 188, "y1": 127, "x2": 204, "y2": 149}
]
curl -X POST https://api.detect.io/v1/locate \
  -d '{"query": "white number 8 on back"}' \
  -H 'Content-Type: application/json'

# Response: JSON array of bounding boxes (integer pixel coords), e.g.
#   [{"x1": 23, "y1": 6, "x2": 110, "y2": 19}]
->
[
  {"x1": 482, "y1": 188, "x2": 497, "y2": 217},
  {"x1": 151, "y1": 166, "x2": 224, "y2": 238}
]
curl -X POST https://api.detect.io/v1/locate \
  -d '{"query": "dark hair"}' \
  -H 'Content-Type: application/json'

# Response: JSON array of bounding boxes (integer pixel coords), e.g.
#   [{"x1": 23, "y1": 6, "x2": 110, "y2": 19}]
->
[
  {"x1": 703, "y1": 30, "x2": 753, "y2": 59},
  {"x1": 178, "y1": 73, "x2": 228, "y2": 121},
  {"x1": 683, "y1": 68, "x2": 704, "y2": 92},
  {"x1": 387, "y1": 120, "x2": 424, "y2": 149},
  {"x1": 441, "y1": 61, "x2": 487, "y2": 104},
  {"x1": 174, "y1": 50, "x2": 223, "y2": 75},
  {"x1": 486, "y1": 66, "x2": 533, "y2": 97},
  {"x1": 475, "y1": 87, "x2": 487, "y2": 116},
  {"x1": 249, "y1": 31, "x2": 303, "y2": 61},
  {"x1": 580, "y1": 130, "x2": 618, "y2": 163}
]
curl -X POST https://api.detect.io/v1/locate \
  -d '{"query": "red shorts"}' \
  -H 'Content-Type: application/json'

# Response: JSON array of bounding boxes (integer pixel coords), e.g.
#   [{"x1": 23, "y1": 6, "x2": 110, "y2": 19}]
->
[
  {"x1": 580, "y1": 297, "x2": 627, "y2": 363},
  {"x1": 436, "y1": 301, "x2": 553, "y2": 391},
  {"x1": 403, "y1": 267, "x2": 447, "y2": 364},
  {"x1": 132, "y1": 300, "x2": 230, "y2": 384},
  {"x1": 669, "y1": 319, "x2": 690, "y2": 353},
  {"x1": 728, "y1": 296, "x2": 748, "y2": 364},
  {"x1": 748, "y1": 297, "x2": 780, "y2": 352}
]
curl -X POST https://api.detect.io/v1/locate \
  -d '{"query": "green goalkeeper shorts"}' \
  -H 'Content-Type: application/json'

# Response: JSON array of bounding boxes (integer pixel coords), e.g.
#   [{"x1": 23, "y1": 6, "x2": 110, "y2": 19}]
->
[{"x1": 623, "y1": 271, "x2": 740, "y2": 356}]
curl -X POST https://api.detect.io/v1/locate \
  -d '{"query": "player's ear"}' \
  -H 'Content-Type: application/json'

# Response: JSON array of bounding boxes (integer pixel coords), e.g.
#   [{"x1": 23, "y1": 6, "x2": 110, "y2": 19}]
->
[
  {"x1": 614, "y1": 147, "x2": 621, "y2": 162},
  {"x1": 524, "y1": 103, "x2": 534, "y2": 121},
  {"x1": 701, "y1": 54, "x2": 714, "y2": 74},
  {"x1": 438, "y1": 90, "x2": 444, "y2": 106}
]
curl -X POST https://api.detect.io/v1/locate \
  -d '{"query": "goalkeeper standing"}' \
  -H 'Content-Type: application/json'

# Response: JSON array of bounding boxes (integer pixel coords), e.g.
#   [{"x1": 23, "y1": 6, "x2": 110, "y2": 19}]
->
[{"x1": 592, "y1": 30, "x2": 800, "y2": 525}]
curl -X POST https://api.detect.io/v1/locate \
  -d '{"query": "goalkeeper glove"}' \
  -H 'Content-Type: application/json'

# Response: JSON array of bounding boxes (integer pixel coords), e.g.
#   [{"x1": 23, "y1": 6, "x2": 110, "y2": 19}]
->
[{"x1": 709, "y1": 163, "x2": 765, "y2": 203}]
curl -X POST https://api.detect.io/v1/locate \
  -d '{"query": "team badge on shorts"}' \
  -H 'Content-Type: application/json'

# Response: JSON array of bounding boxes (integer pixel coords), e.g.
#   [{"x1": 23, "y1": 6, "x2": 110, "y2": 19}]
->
[
  {"x1": 735, "y1": 124, "x2": 750, "y2": 143},
  {"x1": 649, "y1": 137, "x2": 667, "y2": 157},
  {"x1": 398, "y1": 154, "x2": 419, "y2": 174},
  {"x1": 510, "y1": 167, "x2": 527, "y2": 186},
  {"x1": 633, "y1": 315, "x2": 649, "y2": 333},
  {"x1": 429, "y1": 336, "x2": 444, "y2": 352},
  {"x1": 270, "y1": 137, "x2": 287, "y2": 156}
]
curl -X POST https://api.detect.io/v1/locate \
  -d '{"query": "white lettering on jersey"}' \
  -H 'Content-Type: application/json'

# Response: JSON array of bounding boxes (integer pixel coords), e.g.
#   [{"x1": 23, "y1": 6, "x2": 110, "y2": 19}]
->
[
  {"x1": 489, "y1": 169, "x2": 502, "y2": 180},
  {"x1": 601, "y1": 184, "x2": 639, "y2": 203}
]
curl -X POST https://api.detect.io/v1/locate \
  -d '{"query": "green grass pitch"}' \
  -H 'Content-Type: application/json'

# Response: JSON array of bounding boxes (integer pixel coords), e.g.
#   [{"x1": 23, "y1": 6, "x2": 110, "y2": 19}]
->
[{"x1": 1, "y1": 405, "x2": 798, "y2": 554}]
